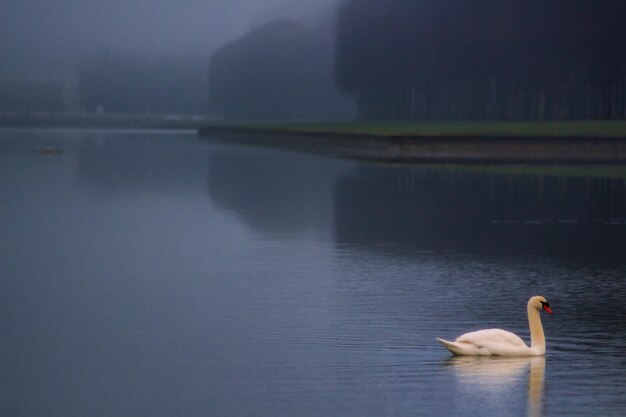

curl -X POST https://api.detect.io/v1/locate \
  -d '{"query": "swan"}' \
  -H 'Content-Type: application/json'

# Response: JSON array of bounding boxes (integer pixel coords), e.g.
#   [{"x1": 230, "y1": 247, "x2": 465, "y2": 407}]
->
[{"x1": 436, "y1": 296, "x2": 553, "y2": 356}]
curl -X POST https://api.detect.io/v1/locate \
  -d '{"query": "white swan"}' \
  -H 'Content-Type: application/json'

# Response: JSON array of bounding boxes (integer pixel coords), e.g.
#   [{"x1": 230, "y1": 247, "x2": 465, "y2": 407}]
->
[{"x1": 436, "y1": 296, "x2": 553, "y2": 356}]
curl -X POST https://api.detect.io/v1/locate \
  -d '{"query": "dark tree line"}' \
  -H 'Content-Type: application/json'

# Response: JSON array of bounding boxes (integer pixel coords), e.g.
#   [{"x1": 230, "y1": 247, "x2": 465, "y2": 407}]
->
[{"x1": 336, "y1": 0, "x2": 626, "y2": 120}]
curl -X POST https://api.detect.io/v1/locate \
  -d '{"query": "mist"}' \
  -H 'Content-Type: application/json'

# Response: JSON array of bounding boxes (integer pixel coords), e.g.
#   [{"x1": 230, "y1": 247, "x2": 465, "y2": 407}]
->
[
  {"x1": 3, "y1": 0, "x2": 624, "y2": 120},
  {"x1": 0, "y1": 0, "x2": 339, "y2": 81}
]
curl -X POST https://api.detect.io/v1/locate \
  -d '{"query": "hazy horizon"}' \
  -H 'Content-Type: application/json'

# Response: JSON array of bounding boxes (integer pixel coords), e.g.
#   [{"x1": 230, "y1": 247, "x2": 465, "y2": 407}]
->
[{"x1": 0, "y1": 0, "x2": 339, "y2": 81}]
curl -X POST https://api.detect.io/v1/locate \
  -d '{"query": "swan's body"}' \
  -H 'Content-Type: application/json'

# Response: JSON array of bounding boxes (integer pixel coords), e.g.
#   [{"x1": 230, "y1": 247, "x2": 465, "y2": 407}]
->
[
  {"x1": 437, "y1": 296, "x2": 553, "y2": 356},
  {"x1": 437, "y1": 329, "x2": 537, "y2": 356}
]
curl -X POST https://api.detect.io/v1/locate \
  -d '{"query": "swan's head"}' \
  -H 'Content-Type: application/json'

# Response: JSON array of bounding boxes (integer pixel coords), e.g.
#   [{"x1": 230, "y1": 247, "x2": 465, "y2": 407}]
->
[{"x1": 529, "y1": 296, "x2": 553, "y2": 314}]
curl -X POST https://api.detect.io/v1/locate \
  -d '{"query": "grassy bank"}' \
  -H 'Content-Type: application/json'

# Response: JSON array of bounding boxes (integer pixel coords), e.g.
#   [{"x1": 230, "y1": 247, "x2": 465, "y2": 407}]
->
[
  {"x1": 203, "y1": 120, "x2": 626, "y2": 138},
  {"x1": 199, "y1": 120, "x2": 626, "y2": 164}
]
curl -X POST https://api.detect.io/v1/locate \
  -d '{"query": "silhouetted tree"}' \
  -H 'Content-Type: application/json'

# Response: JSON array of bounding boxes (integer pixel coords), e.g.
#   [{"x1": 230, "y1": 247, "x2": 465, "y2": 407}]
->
[{"x1": 209, "y1": 19, "x2": 354, "y2": 120}]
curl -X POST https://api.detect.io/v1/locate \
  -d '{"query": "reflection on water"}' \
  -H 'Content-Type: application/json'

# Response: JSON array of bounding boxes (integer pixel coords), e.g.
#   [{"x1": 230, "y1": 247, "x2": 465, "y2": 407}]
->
[
  {"x1": 206, "y1": 147, "x2": 344, "y2": 238},
  {"x1": 1, "y1": 129, "x2": 626, "y2": 417},
  {"x1": 446, "y1": 356, "x2": 545, "y2": 417},
  {"x1": 333, "y1": 165, "x2": 625, "y2": 264},
  {"x1": 205, "y1": 144, "x2": 626, "y2": 265}
]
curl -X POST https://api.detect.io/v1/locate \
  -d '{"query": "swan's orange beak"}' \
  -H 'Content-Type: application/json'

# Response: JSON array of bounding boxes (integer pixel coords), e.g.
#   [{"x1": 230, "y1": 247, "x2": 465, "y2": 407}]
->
[{"x1": 542, "y1": 304, "x2": 553, "y2": 314}]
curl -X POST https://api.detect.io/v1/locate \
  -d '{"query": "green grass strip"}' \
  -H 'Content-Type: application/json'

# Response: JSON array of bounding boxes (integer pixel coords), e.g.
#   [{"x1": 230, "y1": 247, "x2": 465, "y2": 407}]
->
[{"x1": 205, "y1": 120, "x2": 626, "y2": 138}]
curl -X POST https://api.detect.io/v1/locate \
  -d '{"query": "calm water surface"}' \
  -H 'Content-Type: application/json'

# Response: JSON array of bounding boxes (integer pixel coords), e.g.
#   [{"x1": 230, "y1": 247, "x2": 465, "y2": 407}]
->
[{"x1": 1, "y1": 129, "x2": 625, "y2": 417}]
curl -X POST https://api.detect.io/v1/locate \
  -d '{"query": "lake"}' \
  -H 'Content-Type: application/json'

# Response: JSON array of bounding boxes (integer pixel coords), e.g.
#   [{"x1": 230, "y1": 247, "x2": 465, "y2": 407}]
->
[{"x1": 1, "y1": 128, "x2": 625, "y2": 417}]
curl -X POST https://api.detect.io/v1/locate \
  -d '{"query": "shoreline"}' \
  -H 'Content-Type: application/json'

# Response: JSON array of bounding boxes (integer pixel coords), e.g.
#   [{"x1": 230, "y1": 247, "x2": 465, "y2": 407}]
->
[
  {"x1": 198, "y1": 124, "x2": 626, "y2": 164},
  {"x1": 0, "y1": 113, "x2": 205, "y2": 130},
  {"x1": 4, "y1": 116, "x2": 626, "y2": 164}
]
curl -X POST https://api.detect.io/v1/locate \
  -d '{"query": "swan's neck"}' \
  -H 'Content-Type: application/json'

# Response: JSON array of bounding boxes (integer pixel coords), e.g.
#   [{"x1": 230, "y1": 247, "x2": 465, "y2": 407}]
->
[{"x1": 527, "y1": 304, "x2": 545, "y2": 354}]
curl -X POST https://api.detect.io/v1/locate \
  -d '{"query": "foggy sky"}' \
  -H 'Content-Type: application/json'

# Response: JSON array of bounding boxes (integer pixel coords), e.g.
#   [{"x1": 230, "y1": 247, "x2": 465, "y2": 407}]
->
[{"x1": 0, "y1": 0, "x2": 339, "y2": 80}]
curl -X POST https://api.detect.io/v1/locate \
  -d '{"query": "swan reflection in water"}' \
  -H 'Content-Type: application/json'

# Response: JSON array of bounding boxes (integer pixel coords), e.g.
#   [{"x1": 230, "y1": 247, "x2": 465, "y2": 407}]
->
[{"x1": 445, "y1": 356, "x2": 545, "y2": 417}]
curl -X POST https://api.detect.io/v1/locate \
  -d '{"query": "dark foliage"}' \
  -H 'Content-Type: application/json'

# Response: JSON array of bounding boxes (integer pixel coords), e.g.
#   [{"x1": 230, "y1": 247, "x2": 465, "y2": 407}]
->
[
  {"x1": 208, "y1": 19, "x2": 353, "y2": 121},
  {"x1": 336, "y1": 0, "x2": 626, "y2": 120}
]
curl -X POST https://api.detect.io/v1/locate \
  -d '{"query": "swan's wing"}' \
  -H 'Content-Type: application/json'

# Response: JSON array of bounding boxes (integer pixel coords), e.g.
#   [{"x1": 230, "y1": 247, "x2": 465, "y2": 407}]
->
[
  {"x1": 436, "y1": 337, "x2": 484, "y2": 356},
  {"x1": 448, "y1": 328, "x2": 532, "y2": 356},
  {"x1": 456, "y1": 329, "x2": 527, "y2": 348},
  {"x1": 437, "y1": 329, "x2": 532, "y2": 356}
]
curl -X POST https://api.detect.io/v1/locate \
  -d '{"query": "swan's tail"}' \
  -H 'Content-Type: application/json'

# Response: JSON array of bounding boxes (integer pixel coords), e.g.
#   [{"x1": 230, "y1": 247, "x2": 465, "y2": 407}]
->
[{"x1": 436, "y1": 337, "x2": 465, "y2": 356}]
